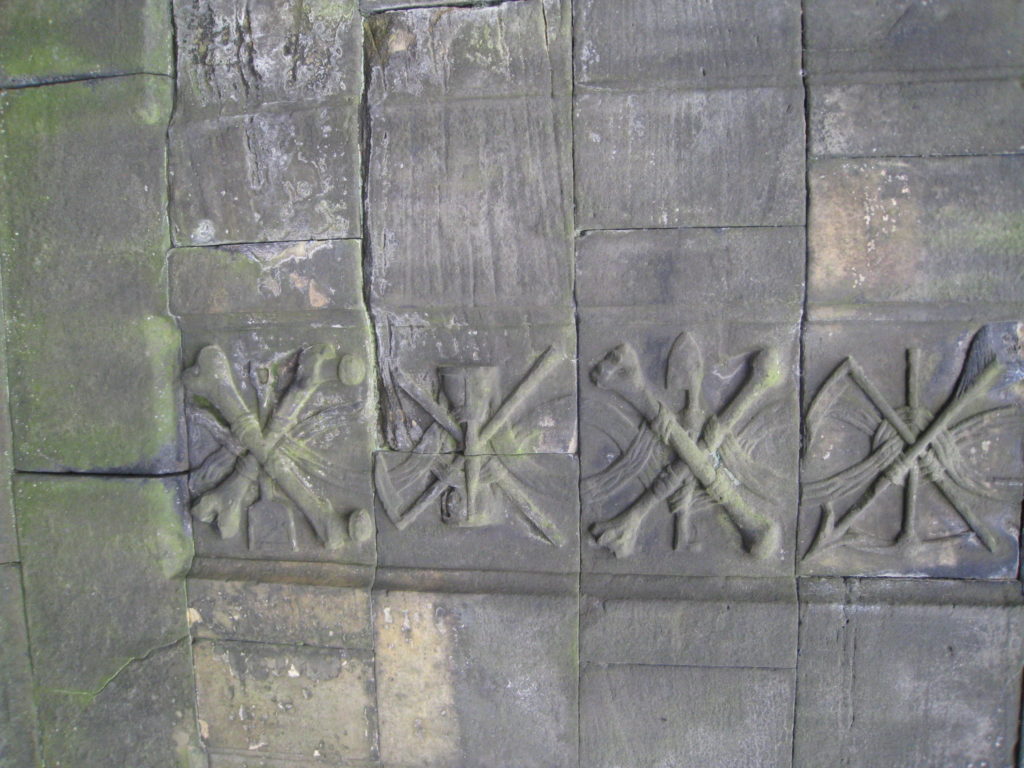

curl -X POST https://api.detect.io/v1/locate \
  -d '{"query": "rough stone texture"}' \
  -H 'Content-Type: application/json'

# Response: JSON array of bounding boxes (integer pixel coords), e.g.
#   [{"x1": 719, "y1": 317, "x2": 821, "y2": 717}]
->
[
  {"x1": 171, "y1": 240, "x2": 376, "y2": 564},
  {"x1": 575, "y1": 87, "x2": 806, "y2": 230},
  {"x1": 804, "y1": 0, "x2": 1024, "y2": 79},
  {"x1": 578, "y1": 228, "x2": 803, "y2": 577},
  {"x1": 581, "y1": 664, "x2": 795, "y2": 768},
  {"x1": 573, "y1": 0, "x2": 804, "y2": 230},
  {"x1": 794, "y1": 579, "x2": 1024, "y2": 767},
  {"x1": 189, "y1": 578, "x2": 373, "y2": 649},
  {"x1": 809, "y1": 80, "x2": 1024, "y2": 158},
  {"x1": 581, "y1": 577, "x2": 797, "y2": 669},
  {"x1": 574, "y1": 0, "x2": 801, "y2": 90},
  {"x1": 194, "y1": 640, "x2": 377, "y2": 764},
  {"x1": 0, "y1": 0, "x2": 173, "y2": 86},
  {"x1": 0, "y1": 75, "x2": 184, "y2": 473},
  {"x1": 169, "y1": 0, "x2": 363, "y2": 246},
  {"x1": 366, "y1": 1, "x2": 573, "y2": 312},
  {"x1": 35, "y1": 640, "x2": 205, "y2": 768},
  {"x1": 0, "y1": 283, "x2": 14, "y2": 565},
  {"x1": 374, "y1": 590, "x2": 578, "y2": 767},
  {"x1": 14, "y1": 475, "x2": 200, "y2": 766},
  {"x1": 0, "y1": 564, "x2": 38, "y2": 767}
]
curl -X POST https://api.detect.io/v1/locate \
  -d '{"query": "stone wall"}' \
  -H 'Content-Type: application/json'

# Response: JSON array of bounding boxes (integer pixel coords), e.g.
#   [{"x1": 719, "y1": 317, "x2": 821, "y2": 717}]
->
[{"x1": 1, "y1": 1, "x2": 1022, "y2": 766}]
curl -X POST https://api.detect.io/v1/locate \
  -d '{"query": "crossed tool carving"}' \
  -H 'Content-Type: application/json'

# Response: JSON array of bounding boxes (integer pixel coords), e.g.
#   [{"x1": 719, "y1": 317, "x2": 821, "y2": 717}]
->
[
  {"x1": 375, "y1": 347, "x2": 566, "y2": 546},
  {"x1": 586, "y1": 334, "x2": 784, "y2": 559},
  {"x1": 803, "y1": 323, "x2": 1023, "y2": 559},
  {"x1": 184, "y1": 344, "x2": 372, "y2": 550}
]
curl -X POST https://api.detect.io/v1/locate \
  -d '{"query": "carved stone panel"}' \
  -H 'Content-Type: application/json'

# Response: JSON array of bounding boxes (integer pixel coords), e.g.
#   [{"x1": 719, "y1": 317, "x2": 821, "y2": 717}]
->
[
  {"x1": 578, "y1": 228, "x2": 803, "y2": 577},
  {"x1": 171, "y1": 241, "x2": 376, "y2": 564}
]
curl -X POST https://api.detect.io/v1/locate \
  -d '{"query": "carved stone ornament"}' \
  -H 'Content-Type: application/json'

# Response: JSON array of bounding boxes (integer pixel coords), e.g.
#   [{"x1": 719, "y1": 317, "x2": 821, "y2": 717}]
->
[
  {"x1": 584, "y1": 332, "x2": 786, "y2": 559},
  {"x1": 803, "y1": 322, "x2": 1024, "y2": 562},
  {"x1": 183, "y1": 343, "x2": 372, "y2": 551},
  {"x1": 375, "y1": 348, "x2": 567, "y2": 545}
]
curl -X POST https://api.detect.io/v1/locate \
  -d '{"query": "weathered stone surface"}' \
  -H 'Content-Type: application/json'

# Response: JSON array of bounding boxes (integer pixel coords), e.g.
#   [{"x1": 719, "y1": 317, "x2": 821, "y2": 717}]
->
[
  {"x1": 575, "y1": 87, "x2": 805, "y2": 229},
  {"x1": 809, "y1": 156, "x2": 1024, "y2": 309},
  {"x1": 0, "y1": 282, "x2": 14, "y2": 564},
  {"x1": 0, "y1": 0, "x2": 172, "y2": 86},
  {"x1": 0, "y1": 76, "x2": 183, "y2": 473},
  {"x1": 171, "y1": 241, "x2": 376, "y2": 564},
  {"x1": 366, "y1": 1, "x2": 573, "y2": 311},
  {"x1": 376, "y1": 315, "x2": 576, "y2": 454},
  {"x1": 194, "y1": 639, "x2": 377, "y2": 763},
  {"x1": 15, "y1": 476, "x2": 193, "y2": 694},
  {"x1": 574, "y1": 0, "x2": 801, "y2": 89},
  {"x1": 800, "y1": 321, "x2": 1024, "y2": 578},
  {"x1": 0, "y1": 565, "x2": 38, "y2": 767},
  {"x1": 581, "y1": 663, "x2": 795, "y2": 768},
  {"x1": 171, "y1": 240, "x2": 364, "y2": 315},
  {"x1": 15, "y1": 476, "x2": 199, "y2": 766},
  {"x1": 804, "y1": 0, "x2": 1024, "y2": 79},
  {"x1": 376, "y1": 452, "x2": 580, "y2": 573},
  {"x1": 794, "y1": 579, "x2": 1024, "y2": 767},
  {"x1": 188, "y1": 578, "x2": 372, "y2": 649},
  {"x1": 36, "y1": 639, "x2": 204, "y2": 768},
  {"x1": 374, "y1": 590, "x2": 578, "y2": 767},
  {"x1": 169, "y1": 0, "x2": 363, "y2": 245},
  {"x1": 810, "y1": 80, "x2": 1024, "y2": 158},
  {"x1": 578, "y1": 228, "x2": 803, "y2": 577},
  {"x1": 581, "y1": 578, "x2": 797, "y2": 669}
]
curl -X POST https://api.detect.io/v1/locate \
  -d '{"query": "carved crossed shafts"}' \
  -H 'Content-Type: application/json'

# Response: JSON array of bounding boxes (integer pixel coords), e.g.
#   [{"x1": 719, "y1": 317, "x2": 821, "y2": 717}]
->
[
  {"x1": 184, "y1": 344, "x2": 368, "y2": 550},
  {"x1": 379, "y1": 347, "x2": 566, "y2": 545},
  {"x1": 804, "y1": 350, "x2": 1007, "y2": 558},
  {"x1": 589, "y1": 342, "x2": 783, "y2": 559}
]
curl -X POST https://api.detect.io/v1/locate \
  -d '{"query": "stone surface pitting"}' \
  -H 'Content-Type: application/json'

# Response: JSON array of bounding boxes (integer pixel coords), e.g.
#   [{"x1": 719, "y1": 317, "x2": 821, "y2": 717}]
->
[{"x1": 169, "y1": 0, "x2": 363, "y2": 245}]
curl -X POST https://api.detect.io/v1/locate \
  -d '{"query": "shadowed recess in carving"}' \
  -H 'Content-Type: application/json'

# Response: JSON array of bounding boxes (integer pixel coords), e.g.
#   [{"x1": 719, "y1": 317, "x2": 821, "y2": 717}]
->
[
  {"x1": 803, "y1": 321, "x2": 1024, "y2": 562},
  {"x1": 585, "y1": 332, "x2": 786, "y2": 559},
  {"x1": 376, "y1": 347, "x2": 568, "y2": 544},
  {"x1": 183, "y1": 343, "x2": 372, "y2": 551}
]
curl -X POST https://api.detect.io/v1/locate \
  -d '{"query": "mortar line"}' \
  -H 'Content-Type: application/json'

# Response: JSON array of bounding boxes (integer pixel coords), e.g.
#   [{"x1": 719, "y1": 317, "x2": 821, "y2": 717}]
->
[{"x1": 0, "y1": 71, "x2": 173, "y2": 91}]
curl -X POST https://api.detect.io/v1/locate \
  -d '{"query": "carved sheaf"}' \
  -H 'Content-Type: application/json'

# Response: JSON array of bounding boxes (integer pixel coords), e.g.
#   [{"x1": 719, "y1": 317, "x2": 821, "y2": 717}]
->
[
  {"x1": 802, "y1": 322, "x2": 1024, "y2": 562},
  {"x1": 584, "y1": 332, "x2": 787, "y2": 560},
  {"x1": 183, "y1": 343, "x2": 372, "y2": 551},
  {"x1": 375, "y1": 348, "x2": 567, "y2": 546}
]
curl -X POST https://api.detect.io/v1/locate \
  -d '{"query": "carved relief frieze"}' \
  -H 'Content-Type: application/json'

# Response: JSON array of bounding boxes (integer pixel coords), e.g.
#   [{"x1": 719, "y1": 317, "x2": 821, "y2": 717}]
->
[
  {"x1": 184, "y1": 342, "x2": 373, "y2": 555},
  {"x1": 583, "y1": 332, "x2": 794, "y2": 569},
  {"x1": 801, "y1": 322, "x2": 1024, "y2": 576}
]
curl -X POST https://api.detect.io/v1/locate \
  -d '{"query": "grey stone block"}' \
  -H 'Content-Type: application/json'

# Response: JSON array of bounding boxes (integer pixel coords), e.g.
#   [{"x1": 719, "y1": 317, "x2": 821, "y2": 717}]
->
[
  {"x1": 809, "y1": 156, "x2": 1024, "y2": 309},
  {"x1": 0, "y1": 286, "x2": 13, "y2": 564},
  {"x1": 581, "y1": 578, "x2": 797, "y2": 669},
  {"x1": 794, "y1": 579, "x2": 1024, "y2": 768},
  {"x1": 375, "y1": 452, "x2": 580, "y2": 574},
  {"x1": 577, "y1": 229, "x2": 803, "y2": 577},
  {"x1": 37, "y1": 639, "x2": 204, "y2": 768},
  {"x1": 574, "y1": 0, "x2": 801, "y2": 89},
  {"x1": 0, "y1": 76, "x2": 184, "y2": 474},
  {"x1": 194, "y1": 639, "x2": 377, "y2": 763},
  {"x1": 805, "y1": 0, "x2": 1024, "y2": 79},
  {"x1": 0, "y1": 0, "x2": 172, "y2": 86},
  {"x1": 800, "y1": 321, "x2": 1023, "y2": 578},
  {"x1": 374, "y1": 590, "x2": 578, "y2": 768},
  {"x1": 581, "y1": 663, "x2": 795, "y2": 768},
  {"x1": 575, "y1": 87, "x2": 805, "y2": 229},
  {"x1": 366, "y1": 1, "x2": 573, "y2": 311},
  {"x1": 188, "y1": 578, "x2": 373, "y2": 649},
  {"x1": 0, "y1": 565, "x2": 38, "y2": 768},
  {"x1": 809, "y1": 79, "x2": 1024, "y2": 158},
  {"x1": 15, "y1": 476, "x2": 193, "y2": 694},
  {"x1": 169, "y1": 0, "x2": 363, "y2": 245},
  {"x1": 375, "y1": 314, "x2": 576, "y2": 454}
]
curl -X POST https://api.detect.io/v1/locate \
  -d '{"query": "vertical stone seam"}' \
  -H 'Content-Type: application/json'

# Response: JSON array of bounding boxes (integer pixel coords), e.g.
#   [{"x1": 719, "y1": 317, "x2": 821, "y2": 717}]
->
[{"x1": 792, "y1": 1, "x2": 812, "y2": 765}]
